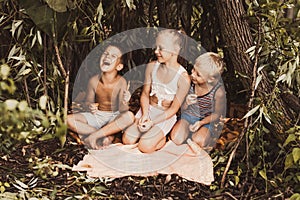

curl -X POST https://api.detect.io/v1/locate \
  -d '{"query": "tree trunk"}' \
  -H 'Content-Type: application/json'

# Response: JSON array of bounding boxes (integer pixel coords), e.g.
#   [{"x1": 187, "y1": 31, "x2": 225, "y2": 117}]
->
[
  {"x1": 179, "y1": 0, "x2": 192, "y2": 35},
  {"x1": 157, "y1": 0, "x2": 168, "y2": 27},
  {"x1": 215, "y1": 0, "x2": 253, "y2": 88},
  {"x1": 214, "y1": 0, "x2": 293, "y2": 130},
  {"x1": 199, "y1": 0, "x2": 219, "y2": 52}
]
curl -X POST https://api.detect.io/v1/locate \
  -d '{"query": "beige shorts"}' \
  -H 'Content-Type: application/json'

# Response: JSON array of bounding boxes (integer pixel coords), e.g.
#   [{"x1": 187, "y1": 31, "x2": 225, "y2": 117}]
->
[
  {"x1": 81, "y1": 110, "x2": 120, "y2": 129},
  {"x1": 135, "y1": 105, "x2": 176, "y2": 136}
]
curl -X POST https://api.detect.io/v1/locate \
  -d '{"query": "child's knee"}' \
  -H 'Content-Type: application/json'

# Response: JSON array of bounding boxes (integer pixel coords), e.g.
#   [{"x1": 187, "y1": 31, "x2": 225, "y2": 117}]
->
[
  {"x1": 191, "y1": 134, "x2": 207, "y2": 148},
  {"x1": 170, "y1": 134, "x2": 184, "y2": 145},
  {"x1": 120, "y1": 111, "x2": 135, "y2": 125},
  {"x1": 138, "y1": 141, "x2": 156, "y2": 153},
  {"x1": 122, "y1": 131, "x2": 137, "y2": 145},
  {"x1": 126, "y1": 111, "x2": 135, "y2": 124}
]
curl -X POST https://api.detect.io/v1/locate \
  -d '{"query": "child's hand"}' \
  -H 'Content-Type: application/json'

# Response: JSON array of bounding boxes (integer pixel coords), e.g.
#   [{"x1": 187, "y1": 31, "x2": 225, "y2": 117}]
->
[
  {"x1": 138, "y1": 116, "x2": 153, "y2": 132},
  {"x1": 123, "y1": 81, "x2": 131, "y2": 104},
  {"x1": 89, "y1": 103, "x2": 99, "y2": 114},
  {"x1": 189, "y1": 121, "x2": 203, "y2": 132},
  {"x1": 186, "y1": 94, "x2": 197, "y2": 105}
]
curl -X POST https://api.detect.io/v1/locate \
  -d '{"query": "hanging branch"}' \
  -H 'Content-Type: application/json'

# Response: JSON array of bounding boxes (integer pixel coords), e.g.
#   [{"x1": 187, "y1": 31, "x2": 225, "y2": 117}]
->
[{"x1": 221, "y1": 15, "x2": 262, "y2": 189}]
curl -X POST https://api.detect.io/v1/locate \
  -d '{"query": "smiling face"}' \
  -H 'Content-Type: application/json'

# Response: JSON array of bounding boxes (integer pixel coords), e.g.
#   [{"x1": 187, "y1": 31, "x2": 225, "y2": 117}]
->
[
  {"x1": 190, "y1": 65, "x2": 210, "y2": 85},
  {"x1": 191, "y1": 52, "x2": 224, "y2": 86},
  {"x1": 99, "y1": 45, "x2": 123, "y2": 73},
  {"x1": 154, "y1": 31, "x2": 181, "y2": 63}
]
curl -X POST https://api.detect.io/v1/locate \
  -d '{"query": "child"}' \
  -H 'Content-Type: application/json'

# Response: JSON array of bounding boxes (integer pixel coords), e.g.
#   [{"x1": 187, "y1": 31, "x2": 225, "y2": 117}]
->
[
  {"x1": 122, "y1": 29, "x2": 191, "y2": 153},
  {"x1": 170, "y1": 52, "x2": 226, "y2": 150},
  {"x1": 67, "y1": 44, "x2": 134, "y2": 149}
]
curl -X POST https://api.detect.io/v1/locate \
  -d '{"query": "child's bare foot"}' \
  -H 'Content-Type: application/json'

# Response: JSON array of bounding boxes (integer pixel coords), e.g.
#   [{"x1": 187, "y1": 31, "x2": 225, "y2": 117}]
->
[{"x1": 102, "y1": 136, "x2": 115, "y2": 147}]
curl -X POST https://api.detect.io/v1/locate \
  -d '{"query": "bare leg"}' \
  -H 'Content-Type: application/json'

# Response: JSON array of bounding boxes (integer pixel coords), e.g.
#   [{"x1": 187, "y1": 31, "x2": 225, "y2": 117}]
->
[
  {"x1": 169, "y1": 119, "x2": 190, "y2": 145},
  {"x1": 84, "y1": 111, "x2": 135, "y2": 149},
  {"x1": 138, "y1": 126, "x2": 166, "y2": 153},
  {"x1": 67, "y1": 113, "x2": 97, "y2": 135},
  {"x1": 191, "y1": 126, "x2": 211, "y2": 148},
  {"x1": 123, "y1": 119, "x2": 141, "y2": 145}
]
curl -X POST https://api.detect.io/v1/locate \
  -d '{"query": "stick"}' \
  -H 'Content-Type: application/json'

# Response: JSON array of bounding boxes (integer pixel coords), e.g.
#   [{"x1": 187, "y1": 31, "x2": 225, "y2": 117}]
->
[{"x1": 220, "y1": 16, "x2": 262, "y2": 188}]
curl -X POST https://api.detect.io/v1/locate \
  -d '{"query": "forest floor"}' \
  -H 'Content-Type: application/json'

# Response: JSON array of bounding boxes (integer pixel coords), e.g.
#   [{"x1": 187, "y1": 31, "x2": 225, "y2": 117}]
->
[
  {"x1": 0, "y1": 134, "x2": 227, "y2": 199},
  {"x1": 0, "y1": 88, "x2": 247, "y2": 199},
  {"x1": 0, "y1": 116, "x2": 247, "y2": 200}
]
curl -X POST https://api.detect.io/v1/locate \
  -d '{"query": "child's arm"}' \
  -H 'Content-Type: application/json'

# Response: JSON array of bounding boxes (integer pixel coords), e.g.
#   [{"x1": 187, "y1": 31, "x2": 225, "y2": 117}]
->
[
  {"x1": 152, "y1": 72, "x2": 191, "y2": 125},
  {"x1": 139, "y1": 63, "x2": 155, "y2": 123},
  {"x1": 84, "y1": 75, "x2": 97, "y2": 110},
  {"x1": 118, "y1": 78, "x2": 130, "y2": 112},
  {"x1": 189, "y1": 86, "x2": 226, "y2": 132}
]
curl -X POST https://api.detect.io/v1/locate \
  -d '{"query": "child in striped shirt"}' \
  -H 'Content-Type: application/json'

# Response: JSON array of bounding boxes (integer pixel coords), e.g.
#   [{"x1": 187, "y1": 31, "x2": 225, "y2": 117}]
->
[{"x1": 170, "y1": 52, "x2": 226, "y2": 150}]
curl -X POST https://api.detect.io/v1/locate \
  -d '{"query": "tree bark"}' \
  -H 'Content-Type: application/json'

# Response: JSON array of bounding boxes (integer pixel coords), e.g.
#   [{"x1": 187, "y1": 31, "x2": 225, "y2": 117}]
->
[
  {"x1": 214, "y1": 0, "x2": 294, "y2": 131},
  {"x1": 157, "y1": 0, "x2": 168, "y2": 27},
  {"x1": 199, "y1": 0, "x2": 219, "y2": 52},
  {"x1": 215, "y1": 0, "x2": 253, "y2": 88}
]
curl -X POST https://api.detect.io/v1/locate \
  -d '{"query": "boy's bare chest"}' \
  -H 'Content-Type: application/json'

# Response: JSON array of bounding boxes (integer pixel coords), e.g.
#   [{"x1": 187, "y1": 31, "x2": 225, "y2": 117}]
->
[{"x1": 95, "y1": 82, "x2": 118, "y2": 99}]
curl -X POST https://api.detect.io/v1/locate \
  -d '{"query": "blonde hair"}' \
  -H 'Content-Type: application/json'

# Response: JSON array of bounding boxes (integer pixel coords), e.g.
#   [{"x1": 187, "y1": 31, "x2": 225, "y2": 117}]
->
[
  {"x1": 195, "y1": 52, "x2": 224, "y2": 79},
  {"x1": 157, "y1": 29, "x2": 184, "y2": 50}
]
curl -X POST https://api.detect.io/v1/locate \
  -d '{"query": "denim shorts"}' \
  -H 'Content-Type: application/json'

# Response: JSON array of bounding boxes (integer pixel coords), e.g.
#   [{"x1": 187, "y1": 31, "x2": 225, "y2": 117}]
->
[{"x1": 180, "y1": 112, "x2": 212, "y2": 132}]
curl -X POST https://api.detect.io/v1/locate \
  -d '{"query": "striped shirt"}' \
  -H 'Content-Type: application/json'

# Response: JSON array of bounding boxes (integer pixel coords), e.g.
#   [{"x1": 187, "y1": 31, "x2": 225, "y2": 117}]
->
[{"x1": 183, "y1": 82, "x2": 223, "y2": 118}]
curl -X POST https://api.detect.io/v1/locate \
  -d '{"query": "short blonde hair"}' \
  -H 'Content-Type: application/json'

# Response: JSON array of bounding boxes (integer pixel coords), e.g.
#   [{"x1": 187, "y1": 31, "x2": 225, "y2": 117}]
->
[{"x1": 194, "y1": 52, "x2": 224, "y2": 79}]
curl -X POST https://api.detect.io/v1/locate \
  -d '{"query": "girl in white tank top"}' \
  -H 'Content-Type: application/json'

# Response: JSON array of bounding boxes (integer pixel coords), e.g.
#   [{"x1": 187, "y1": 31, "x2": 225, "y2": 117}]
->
[{"x1": 123, "y1": 29, "x2": 191, "y2": 153}]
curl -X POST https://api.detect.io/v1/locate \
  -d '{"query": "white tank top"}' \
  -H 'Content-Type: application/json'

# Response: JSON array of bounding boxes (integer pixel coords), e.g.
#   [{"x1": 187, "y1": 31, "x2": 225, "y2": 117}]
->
[{"x1": 150, "y1": 62, "x2": 186, "y2": 106}]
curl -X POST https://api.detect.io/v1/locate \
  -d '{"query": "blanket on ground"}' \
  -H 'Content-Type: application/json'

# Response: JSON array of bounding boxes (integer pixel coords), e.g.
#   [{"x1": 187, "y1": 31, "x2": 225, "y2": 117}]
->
[{"x1": 72, "y1": 141, "x2": 214, "y2": 185}]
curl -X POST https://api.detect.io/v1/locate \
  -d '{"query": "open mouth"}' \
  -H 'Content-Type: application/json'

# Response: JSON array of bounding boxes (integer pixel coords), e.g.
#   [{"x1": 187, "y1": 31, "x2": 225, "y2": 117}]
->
[{"x1": 103, "y1": 61, "x2": 111, "y2": 65}]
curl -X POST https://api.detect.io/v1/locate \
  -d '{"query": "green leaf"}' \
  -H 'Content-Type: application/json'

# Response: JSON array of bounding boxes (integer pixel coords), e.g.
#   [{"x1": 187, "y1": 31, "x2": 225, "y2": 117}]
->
[
  {"x1": 92, "y1": 185, "x2": 108, "y2": 194},
  {"x1": 255, "y1": 74, "x2": 262, "y2": 89},
  {"x1": 290, "y1": 193, "x2": 300, "y2": 200},
  {"x1": 45, "y1": 0, "x2": 68, "y2": 12},
  {"x1": 245, "y1": 45, "x2": 256, "y2": 53},
  {"x1": 37, "y1": 30, "x2": 42, "y2": 45},
  {"x1": 259, "y1": 169, "x2": 267, "y2": 180},
  {"x1": 283, "y1": 134, "x2": 296, "y2": 147},
  {"x1": 20, "y1": 68, "x2": 31, "y2": 76},
  {"x1": 292, "y1": 148, "x2": 300, "y2": 163},
  {"x1": 5, "y1": 99, "x2": 19, "y2": 110},
  {"x1": 0, "y1": 64, "x2": 10, "y2": 79},
  {"x1": 242, "y1": 105, "x2": 260, "y2": 119},
  {"x1": 39, "y1": 134, "x2": 54, "y2": 141},
  {"x1": 276, "y1": 74, "x2": 286, "y2": 83},
  {"x1": 18, "y1": 101, "x2": 28, "y2": 111},
  {"x1": 285, "y1": 153, "x2": 294, "y2": 170},
  {"x1": 39, "y1": 95, "x2": 48, "y2": 110}
]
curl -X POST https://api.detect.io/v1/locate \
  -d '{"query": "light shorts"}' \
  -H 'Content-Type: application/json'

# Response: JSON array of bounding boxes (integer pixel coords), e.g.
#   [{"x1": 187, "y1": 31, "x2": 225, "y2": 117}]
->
[
  {"x1": 135, "y1": 105, "x2": 177, "y2": 136},
  {"x1": 81, "y1": 110, "x2": 120, "y2": 130}
]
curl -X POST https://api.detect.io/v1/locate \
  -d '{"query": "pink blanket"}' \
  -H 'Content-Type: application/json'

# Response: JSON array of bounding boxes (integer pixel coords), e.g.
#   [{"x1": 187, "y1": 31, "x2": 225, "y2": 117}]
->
[{"x1": 72, "y1": 141, "x2": 214, "y2": 185}]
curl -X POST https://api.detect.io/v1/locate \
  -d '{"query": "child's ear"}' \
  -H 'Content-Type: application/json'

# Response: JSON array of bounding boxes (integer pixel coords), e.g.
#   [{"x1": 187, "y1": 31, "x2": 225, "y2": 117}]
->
[
  {"x1": 116, "y1": 63, "x2": 124, "y2": 71},
  {"x1": 207, "y1": 76, "x2": 216, "y2": 84}
]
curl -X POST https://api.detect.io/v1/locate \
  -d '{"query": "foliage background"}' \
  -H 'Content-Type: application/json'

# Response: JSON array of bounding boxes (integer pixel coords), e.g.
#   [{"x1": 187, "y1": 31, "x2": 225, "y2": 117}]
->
[{"x1": 0, "y1": 0, "x2": 299, "y2": 199}]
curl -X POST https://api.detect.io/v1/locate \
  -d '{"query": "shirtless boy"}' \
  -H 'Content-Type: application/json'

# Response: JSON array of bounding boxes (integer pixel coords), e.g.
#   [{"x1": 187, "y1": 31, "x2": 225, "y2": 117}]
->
[{"x1": 67, "y1": 44, "x2": 134, "y2": 149}]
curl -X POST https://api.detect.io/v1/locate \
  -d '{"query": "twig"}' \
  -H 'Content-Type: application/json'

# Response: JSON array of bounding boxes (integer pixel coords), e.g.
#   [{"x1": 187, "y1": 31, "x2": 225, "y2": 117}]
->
[
  {"x1": 220, "y1": 15, "x2": 262, "y2": 189},
  {"x1": 43, "y1": 33, "x2": 48, "y2": 96},
  {"x1": 225, "y1": 192, "x2": 238, "y2": 200},
  {"x1": 54, "y1": 42, "x2": 69, "y2": 128},
  {"x1": 23, "y1": 78, "x2": 31, "y2": 106},
  {"x1": 54, "y1": 45, "x2": 67, "y2": 78}
]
